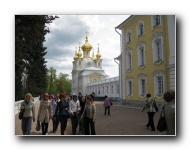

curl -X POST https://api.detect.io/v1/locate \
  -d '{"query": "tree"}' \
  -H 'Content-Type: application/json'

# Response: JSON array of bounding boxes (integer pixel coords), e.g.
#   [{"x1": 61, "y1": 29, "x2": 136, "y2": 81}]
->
[{"x1": 15, "y1": 15, "x2": 58, "y2": 101}]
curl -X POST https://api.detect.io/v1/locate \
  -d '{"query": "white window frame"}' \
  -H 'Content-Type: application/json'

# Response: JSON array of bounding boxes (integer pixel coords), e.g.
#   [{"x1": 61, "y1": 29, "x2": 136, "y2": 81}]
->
[
  {"x1": 138, "y1": 73, "x2": 147, "y2": 98},
  {"x1": 153, "y1": 70, "x2": 165, "y2": 98},
  {"x1": 92, "y1": 78, "x2": 98, "y2": 83},
  {"x1": 126, "y1": 48, "x2": 132, "y2": 71},
  {"x1": 126, "y1": 76, "x2": 133, "y2": 97},
  {"x1": 137, "y1": 41, "x2": 146, "y2": 69},
  {"x1": 152, "y1": 32, "x2": 164, "y2": 64},
  {"x1": 136, "y1": 21, "x2": 144, "y2": 37},
  {"x1": 117, "y1": 84, "x2": 119, "y2": 94},
  {"x1": 126, "y1": 30, "x2": 132, "y2": 43},
  {"x1": 151, "y1": 15, "x2": 162, "y2": 29}
]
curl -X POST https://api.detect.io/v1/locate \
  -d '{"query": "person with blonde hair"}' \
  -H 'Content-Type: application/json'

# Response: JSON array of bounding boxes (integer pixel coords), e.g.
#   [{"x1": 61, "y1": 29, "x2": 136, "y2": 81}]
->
[
  {"x1": 20, "y1": 93, "x2": 35, "y2": 135},
  {"x1": 37, "y1": 93, "x2": 52, "y2": 135},
  {"x1": 81, "y1": 95, "x2": 96, "y2": 135}
]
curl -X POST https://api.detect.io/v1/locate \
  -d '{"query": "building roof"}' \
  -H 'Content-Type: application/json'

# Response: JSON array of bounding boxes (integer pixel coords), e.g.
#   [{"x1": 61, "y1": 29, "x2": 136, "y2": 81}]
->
[{"x1": 115, "y1": 15, "x2": 135, "y2": 29}]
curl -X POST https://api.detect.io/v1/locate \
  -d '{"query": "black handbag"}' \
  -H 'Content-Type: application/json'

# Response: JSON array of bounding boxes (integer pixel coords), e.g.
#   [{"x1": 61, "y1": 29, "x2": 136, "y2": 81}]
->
[
  {"x1": 157, "y1": 105, "x2": 167, "y2": 132},
  {"x1": 18, "y1": 109, "x2": 24, "y2": 120}
]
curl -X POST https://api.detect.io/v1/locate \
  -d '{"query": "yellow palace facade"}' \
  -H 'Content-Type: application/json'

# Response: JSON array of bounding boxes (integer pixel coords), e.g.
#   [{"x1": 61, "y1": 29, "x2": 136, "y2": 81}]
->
[{"x1": 115, "y1": 15, "x2": 175, "y2": 104}]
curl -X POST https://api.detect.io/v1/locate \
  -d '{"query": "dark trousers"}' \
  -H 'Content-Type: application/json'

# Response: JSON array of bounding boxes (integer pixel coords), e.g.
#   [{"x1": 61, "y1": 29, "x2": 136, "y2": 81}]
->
[
  {"x1": 22, "y1": 117, "x2": 32, "y2": 135},
  {"x1": 78, "y1": 113, "x2": 84, "y2": 133},
  {"x1": 59, "y1": 115, "x2": 68, "y2": 135},
  {"x1": 83, "y1": 117, "x2": 96, "y2": 135},
  {"x1": 41, "y1": 121, "x2": 49, "y2": 135},
  {"x1": 104, "y1": 106, "x2": 110, "y2": 115},
  {"x1": 146, "y1": 112, "x2": 155, "y2": 130},
  {"x1": 52, "y1": 115, "x2": 59, "y2": 132},
  {"x1": 71, "y1": 112, "x2": 79, "y2": 135}
]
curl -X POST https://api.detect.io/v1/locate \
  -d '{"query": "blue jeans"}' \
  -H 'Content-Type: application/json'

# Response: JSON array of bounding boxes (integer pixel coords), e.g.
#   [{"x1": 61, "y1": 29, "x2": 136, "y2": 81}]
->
[{"x1": 22, "y1": 117, "x2": 32, "y2": 135}]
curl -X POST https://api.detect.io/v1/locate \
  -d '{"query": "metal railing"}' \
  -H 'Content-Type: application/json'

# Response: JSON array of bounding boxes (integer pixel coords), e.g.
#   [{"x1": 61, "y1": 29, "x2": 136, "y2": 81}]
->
[{"x1": 15, "y1": 96, "x2": 40, "y2": 115}]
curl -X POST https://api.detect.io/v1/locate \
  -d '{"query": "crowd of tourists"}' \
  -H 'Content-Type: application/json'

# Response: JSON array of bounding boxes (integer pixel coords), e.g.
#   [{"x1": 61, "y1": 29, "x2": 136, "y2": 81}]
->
[
  {"x1": 19, "y1": 92, "x2": 97, "y2": 135},
  {"x1": 19, "y1": 90, "x2": 175, "y2": 136}
]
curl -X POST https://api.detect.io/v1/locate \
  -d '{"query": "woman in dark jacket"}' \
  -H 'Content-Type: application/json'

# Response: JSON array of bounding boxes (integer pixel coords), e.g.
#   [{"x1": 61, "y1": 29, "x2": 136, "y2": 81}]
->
[
  {"x1": 54, "y1": 93, "x2": 69, "y2": 135},
  {"x1": 163, "y1": 90, "x2": 175, "y2": 135}
]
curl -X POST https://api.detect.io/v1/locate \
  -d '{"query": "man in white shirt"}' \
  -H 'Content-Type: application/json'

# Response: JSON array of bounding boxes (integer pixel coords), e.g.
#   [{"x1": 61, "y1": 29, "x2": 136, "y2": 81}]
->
[{"x1": 69, "y1": 93, "x2": 81, "y2": 135}]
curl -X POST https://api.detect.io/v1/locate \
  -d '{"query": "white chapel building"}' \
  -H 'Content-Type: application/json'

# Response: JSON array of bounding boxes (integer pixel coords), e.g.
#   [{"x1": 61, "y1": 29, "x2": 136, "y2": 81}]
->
[{"x1": 71, "y1": 34, "x2": 108, "y2": 95}]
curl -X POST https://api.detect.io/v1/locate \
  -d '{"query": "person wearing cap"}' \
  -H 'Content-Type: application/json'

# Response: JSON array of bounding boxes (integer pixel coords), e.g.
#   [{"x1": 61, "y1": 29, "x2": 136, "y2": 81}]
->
[
  {"x1": 69, "y1": 93, "x2": 81, "y2": 135},
  {"x1": 37, "y1": 93, "x2": 53, "y2": 135},
  {"x1": 81, "y1": 95, "x2": 96, "y2": 135}
]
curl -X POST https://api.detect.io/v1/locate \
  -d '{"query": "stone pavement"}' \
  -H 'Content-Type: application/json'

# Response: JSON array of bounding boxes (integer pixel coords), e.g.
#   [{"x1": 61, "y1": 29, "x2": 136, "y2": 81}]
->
[{"x1": 15, "y1": 100, "x2": 166, "y2": 136}]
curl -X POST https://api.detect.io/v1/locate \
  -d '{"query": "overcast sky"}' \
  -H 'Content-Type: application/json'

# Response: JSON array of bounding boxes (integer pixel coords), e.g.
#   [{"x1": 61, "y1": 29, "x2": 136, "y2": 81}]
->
[{"x1": 44, "y1": 15, "x2": 130, "y2": 79}]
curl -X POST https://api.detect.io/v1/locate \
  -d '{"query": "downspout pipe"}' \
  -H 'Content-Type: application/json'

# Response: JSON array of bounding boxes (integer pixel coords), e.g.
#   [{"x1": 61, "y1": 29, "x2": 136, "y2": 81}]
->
[{"x1": 115, "y1": 27, "x2": 122, "y2": 100}]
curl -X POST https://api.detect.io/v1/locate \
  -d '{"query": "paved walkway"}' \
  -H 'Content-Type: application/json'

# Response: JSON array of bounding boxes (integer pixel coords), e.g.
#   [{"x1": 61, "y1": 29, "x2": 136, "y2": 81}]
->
[{"x1": 15, "y1": 100, "x2": 166, "y2": 136}]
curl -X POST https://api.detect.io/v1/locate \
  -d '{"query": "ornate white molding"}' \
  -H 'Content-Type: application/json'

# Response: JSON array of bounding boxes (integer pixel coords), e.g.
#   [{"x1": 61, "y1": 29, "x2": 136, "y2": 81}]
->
[
  {"x1": 152, "y1": 32, "x2": 163, "y2": 40},
  {"x1": 138, "y1": 73, "x2": 147, "y2": 78},
  {"x1": 153, "y1": 69, "x2": 165, "y2": 76},
  {"x1": 137, "y1": 41, "x2": 145, "y2": 48}
]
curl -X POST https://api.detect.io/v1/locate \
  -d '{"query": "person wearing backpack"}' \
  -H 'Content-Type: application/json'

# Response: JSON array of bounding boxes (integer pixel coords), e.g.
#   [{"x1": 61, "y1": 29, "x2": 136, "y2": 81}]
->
[{"x1": 54, "y1": 93, "x2": 69, "y2": 135}]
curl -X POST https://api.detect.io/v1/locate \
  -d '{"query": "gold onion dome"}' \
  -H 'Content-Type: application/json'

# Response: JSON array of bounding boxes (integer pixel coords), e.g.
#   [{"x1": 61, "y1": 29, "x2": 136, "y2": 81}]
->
[
  {"x1": 73, "y1": 50, "x2": 78, "y2": 60},
  {"x1": 96, "y1": 46, "x2": 101, "y2": 59},
  {"x1": 81, "y1": 35, "x2": 93, "y2": 51},
  {"x1": 77, "y1": 46, "x2": 82, "y2": 58}
]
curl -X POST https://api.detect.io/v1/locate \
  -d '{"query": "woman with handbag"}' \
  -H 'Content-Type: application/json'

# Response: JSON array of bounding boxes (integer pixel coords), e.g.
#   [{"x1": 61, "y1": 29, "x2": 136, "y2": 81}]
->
[
  {"x1": 163, "y1": 90, "x2": 175, "y2": 135},
  {"x1": 142, "y1": 93, "x2": 156, "y2": 131},
  {"x1": 20, "y1": 93, "x2": 35, "y2": 135},
  {"x1": 81, "y1": 95, "x2": 96, "y2": 135},
  {"x1": 37, "y1": 93, "x2": 52, "y2": 135}
]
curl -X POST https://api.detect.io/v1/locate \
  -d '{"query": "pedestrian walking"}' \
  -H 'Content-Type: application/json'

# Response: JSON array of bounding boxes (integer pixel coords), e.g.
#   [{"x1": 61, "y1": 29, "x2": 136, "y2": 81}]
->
[
  {"x1": 20, "y1": 93, "x2": 35, "y2": 135},
  {"x1": 79, "y1": 96, "x2": 86, "y2": 133},
  {"x1": 163, "y1": 90, "x2": 175, "y2": 135},
  {"x1": 104, "y1": 95, "x2": 112, "y2": 116},
  {"x1": 52, "y1": 93, "x2": 60, "y2": 133},
  {"x1": 81, "y1": 95, "x2": 96, "y2": 135},
  {"x1": 37, "y1": 93, "x2": 52, "y2": 135},
  {"x1": 142, "y1": 93, "x2": 157, "y2": 131},
  {"x1": 55, "y1": 93, "x2": 69, "y2": 135},
  {"x1": 69, "y1": 93, "x2": 81, "y2": 135}
]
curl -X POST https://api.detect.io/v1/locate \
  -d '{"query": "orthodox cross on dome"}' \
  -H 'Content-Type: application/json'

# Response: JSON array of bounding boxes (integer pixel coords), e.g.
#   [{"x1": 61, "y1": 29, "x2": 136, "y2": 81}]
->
[{"x1": 85, "y1": 31, "x2": 89, "y2": 37}]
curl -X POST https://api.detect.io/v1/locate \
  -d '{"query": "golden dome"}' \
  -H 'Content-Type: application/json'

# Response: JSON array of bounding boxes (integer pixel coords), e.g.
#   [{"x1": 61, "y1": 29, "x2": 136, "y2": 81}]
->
[
  {"x1": 77, "y1": 46, "x2": 82, "y2": 58},
  {"x1": 73, "y1": 50, "x2": 78, "y2": 60},
  {"x1": 96, "y1": 46, "x2": 101, "y2": 59},
  {"x1": 81, "y1": 34, "x2": 93, "y2": 51}
]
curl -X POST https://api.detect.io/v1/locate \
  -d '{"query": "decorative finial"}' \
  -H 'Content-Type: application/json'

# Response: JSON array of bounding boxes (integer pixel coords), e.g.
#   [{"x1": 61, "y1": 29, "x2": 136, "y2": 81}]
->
[{"x1": 85, "y1": 31, "x2": 89, "y2": 37}]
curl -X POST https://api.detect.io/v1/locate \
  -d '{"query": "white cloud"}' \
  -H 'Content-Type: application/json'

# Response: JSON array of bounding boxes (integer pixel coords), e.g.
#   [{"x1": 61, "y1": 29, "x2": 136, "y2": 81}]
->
[{"x1": 44, "y1": 15, "x2": 130, "y2": 79}]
